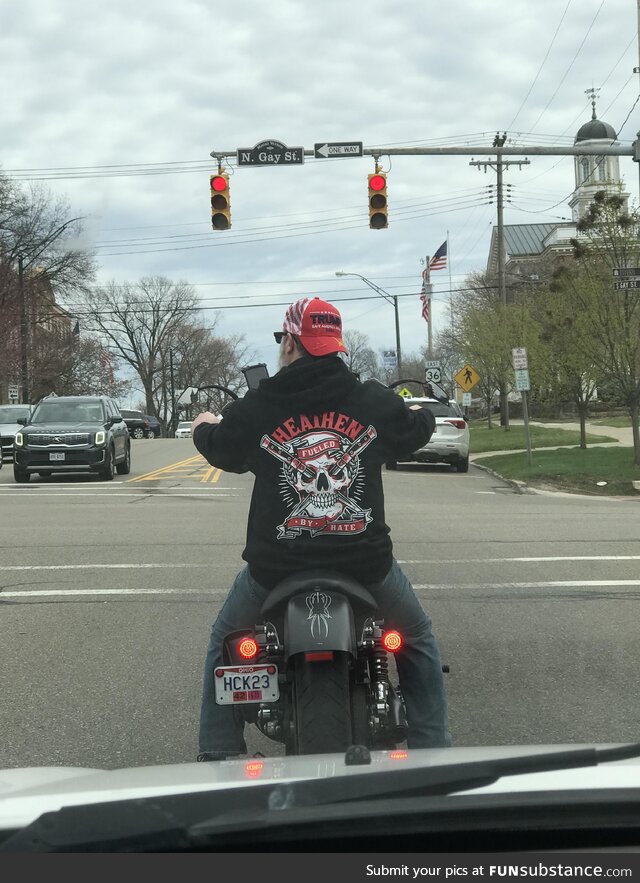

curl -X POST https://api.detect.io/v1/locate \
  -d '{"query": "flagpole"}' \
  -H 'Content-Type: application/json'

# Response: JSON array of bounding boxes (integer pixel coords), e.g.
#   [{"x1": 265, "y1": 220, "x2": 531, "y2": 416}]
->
[{"x1": 447, "y1": 229, "x2": 455, "y2": 398}]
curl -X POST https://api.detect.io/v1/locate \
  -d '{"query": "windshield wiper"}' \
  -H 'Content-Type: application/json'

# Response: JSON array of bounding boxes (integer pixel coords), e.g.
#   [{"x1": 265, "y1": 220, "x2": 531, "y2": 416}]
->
[{"x1": 3, "y1": 743, "x2": 640, "y2": 852}]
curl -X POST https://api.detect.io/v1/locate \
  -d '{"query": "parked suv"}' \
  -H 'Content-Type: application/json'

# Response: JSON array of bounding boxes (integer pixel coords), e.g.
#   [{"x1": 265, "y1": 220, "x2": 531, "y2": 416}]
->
[
  {"x1": 0, "y1": 404, "x2": 33, "y2": 463},
  {"x1": 119, "y1": 409, "x2": 150, "y2": 440},
  {"x1": 386, "y1": 397, "x2": 470, "y2": 473},
  {"x1": 13, "y1": 396, "x2": 131, "y2": 482}
]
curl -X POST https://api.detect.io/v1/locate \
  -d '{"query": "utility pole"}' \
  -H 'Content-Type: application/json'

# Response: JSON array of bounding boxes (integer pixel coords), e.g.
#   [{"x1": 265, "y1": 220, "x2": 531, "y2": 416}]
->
[
  {"x1": 635, "y1": 0, "x2": 640, "y2": 202},
  {"x1": 169, "y1": 348, "x2": 177, "y2": 436},
  {"x1": 470, "y1": 134, "x2": 530, "y2": 429},
  {"x1": 18, "y1": 255, "x2": 29, "y2": 404},
  {"x1": 335, "y1": 271, "x2": 402, "y2": 378}
]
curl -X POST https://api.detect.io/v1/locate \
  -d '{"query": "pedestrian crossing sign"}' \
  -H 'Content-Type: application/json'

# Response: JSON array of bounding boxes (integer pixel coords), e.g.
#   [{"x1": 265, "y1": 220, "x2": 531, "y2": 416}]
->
[
  {"x1": 454, "y1": 364, "x2": 480, "y2": 392},
  {"x1": 397, "y1": 387, "x2": 414, "y2": 398}
]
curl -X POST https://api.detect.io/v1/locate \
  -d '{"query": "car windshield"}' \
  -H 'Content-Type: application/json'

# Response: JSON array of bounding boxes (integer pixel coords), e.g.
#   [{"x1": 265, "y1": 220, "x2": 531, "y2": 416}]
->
[
  {"x1": 0, "y1": 407, "x2": 31, "y2": 423},
  {"x1": 30, "y1": 402, "x2": 104, "y2": 423},
  {"x1": 2, "y1": 0, "x2": 640, "y2": 855}
]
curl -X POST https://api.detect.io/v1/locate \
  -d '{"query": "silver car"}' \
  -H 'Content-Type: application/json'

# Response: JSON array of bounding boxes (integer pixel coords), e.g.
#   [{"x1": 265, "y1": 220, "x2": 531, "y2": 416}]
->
[
  {"x1": 175, "y1": 421, "x2": 193, "y2": 438},
  {"x1": 386, "y1": 397, "x2": 470, "y2": 473},
  {"x1": 0, "y1": 405, "x2": 33, "y2": 463}
]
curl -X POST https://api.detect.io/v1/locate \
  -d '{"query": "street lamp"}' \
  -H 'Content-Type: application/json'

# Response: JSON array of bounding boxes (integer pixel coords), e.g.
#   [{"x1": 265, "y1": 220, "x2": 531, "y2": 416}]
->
[{"x1": 335, "y1": 271, "x2": 402, "y2": 377}]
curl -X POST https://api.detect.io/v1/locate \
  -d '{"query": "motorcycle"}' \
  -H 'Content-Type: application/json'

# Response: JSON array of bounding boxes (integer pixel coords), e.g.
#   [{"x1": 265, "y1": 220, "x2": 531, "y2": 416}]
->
[{"x1": 199, "y1": 370, "x2": 450, "y2": 755}]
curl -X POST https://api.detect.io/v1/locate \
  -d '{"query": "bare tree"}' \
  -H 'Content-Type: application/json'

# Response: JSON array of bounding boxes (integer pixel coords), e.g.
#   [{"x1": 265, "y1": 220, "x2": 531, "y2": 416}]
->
[
  {"x1": 343, "y1": 330, "x2": 379, "y2": 379},
  {"x1": 77, "y1": 276, "x2": 199, "y2": 415}
]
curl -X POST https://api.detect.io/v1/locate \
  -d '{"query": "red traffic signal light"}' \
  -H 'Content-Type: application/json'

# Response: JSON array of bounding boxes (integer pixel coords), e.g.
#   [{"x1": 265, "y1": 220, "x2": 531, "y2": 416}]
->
[
  {"x1": 210, "y1": 173, "x2": 231, "y2": 230},
  {"x1": 368, "y1": 172, "x2": 388, "y2": 229}
]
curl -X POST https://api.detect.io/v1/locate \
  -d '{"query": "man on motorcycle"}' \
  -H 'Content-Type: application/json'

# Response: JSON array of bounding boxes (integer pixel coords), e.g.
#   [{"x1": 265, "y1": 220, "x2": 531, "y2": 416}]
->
[{"x1": 192, "y1": 296, "x2": 451, "y2": 760}]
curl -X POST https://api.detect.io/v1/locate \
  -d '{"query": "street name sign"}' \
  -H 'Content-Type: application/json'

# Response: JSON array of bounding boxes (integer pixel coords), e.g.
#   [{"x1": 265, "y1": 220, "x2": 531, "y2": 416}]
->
[
  {"x1": 512, "y1": 347, "x2": 528, "y2": 370},
  {"x1": 237, "y1": 140, "x2": 304, "y2": 166},
  {"x1": 614, "y1": 279, "x2": 640, "y2": 291},
  {"x1": 613, "y1": 267, "x2": 640, "y2": 277},
  {"x1": 515, "y1": 369, "x2": 530, "y2": 391},
  {"x1": 314, "y1": 141, "x2": 363, "y2": 159},
  {"x1": 454, "y1": 364, "x2": 480, "y2": 392}
]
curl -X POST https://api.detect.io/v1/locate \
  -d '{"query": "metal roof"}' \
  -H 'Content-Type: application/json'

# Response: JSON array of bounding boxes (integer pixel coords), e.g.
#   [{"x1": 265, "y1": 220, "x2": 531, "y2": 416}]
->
[{"x1": 503, "y1": 224, "x2": 556, "y2": 256}]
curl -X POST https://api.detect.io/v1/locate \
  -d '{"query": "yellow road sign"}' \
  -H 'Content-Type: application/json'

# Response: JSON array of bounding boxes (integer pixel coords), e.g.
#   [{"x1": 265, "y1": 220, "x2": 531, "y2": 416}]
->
[
  {"x1": 397, "y1": 387, "x2": 414, "y2": 398},
  {"x1": 454, "y1": 364, "x2": 480, "y2": 392}
]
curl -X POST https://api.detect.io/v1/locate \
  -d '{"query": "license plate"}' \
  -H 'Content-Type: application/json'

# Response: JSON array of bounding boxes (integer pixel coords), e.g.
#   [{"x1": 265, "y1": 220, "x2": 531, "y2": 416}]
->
[
  {"x1": 214, "y1": 664, "x2": 279, "y2": 705},
  {"x1": 49, "y1": 452, "x2": 66, "y2": 461}
]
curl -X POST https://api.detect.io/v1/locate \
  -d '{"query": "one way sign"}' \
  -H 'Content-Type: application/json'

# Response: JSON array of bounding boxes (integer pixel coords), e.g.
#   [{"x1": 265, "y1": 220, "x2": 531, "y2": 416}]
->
[{"x1": 314, "y1": 141, "x2": 363, "y2": 159}]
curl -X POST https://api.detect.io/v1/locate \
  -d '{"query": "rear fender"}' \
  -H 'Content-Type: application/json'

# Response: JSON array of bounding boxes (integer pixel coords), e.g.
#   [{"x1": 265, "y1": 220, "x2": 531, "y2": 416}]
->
[{"x1": 284, "y1": 591, "x2": 356, "y2": 659}]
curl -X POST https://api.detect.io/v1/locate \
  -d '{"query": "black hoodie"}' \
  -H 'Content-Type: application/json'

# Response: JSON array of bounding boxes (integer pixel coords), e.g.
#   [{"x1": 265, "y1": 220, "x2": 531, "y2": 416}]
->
[{"x1": 193, "y1": 356, "x2": 434, "y2": 589}]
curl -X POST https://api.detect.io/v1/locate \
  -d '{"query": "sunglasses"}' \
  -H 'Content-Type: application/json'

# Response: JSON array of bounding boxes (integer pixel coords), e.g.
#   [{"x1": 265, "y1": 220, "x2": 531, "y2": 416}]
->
[{"x1": 274, "y1": 331, "x2": 300, "y2": 344}]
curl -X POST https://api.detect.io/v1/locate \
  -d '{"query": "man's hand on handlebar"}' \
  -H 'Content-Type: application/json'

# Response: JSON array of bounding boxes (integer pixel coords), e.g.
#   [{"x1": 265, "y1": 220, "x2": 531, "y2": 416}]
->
[{"x1": 191, "y1": 411, "x2": 221, "y2": 432}]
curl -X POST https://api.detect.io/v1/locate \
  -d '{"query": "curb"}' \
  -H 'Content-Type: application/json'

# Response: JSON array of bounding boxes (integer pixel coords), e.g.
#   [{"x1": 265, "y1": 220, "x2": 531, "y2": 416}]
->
[{"x1": 471, "y1": 460, "x2": 533, "y2": 495}]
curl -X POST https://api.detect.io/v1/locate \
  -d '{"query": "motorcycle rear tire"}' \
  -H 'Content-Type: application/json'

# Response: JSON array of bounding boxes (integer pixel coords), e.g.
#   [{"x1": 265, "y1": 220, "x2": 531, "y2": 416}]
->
[{"x1": 293, "y1": 652, "x2": 353, "y2": 754}]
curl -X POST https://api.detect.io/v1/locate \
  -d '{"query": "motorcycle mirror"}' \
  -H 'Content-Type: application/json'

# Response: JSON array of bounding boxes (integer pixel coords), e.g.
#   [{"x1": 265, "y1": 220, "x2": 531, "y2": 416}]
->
[{"x1": 425, "y1": 380, "x2": 449, "y2": 404}]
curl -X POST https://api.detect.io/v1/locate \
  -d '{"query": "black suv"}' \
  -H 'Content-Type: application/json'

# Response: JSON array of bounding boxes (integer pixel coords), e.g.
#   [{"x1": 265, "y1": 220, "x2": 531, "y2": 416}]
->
[
  {"x1": 119, "y1": 409, "x2": 151, "y2": 439},
  {"x1": 13, "y1": 395, "x2": 131, "y2": 482}
]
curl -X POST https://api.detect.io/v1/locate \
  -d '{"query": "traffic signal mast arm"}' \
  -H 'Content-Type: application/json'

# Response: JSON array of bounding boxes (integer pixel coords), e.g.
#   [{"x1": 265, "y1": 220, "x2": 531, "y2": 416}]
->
[{"x1": 211, "y1": 144, "x2": 635, "y2": 159}]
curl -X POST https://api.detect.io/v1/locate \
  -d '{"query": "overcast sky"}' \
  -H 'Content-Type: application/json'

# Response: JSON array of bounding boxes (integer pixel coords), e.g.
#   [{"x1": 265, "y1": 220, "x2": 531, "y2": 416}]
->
[{"x1": 2, "y1": 0, "x2": 639, "y2": 385}]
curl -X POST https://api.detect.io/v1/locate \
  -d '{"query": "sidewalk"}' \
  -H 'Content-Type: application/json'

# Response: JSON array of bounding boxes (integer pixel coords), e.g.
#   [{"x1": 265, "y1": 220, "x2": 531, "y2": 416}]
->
[{"x1": 470, "y1": 420, "x2": 630, "y2": 461}]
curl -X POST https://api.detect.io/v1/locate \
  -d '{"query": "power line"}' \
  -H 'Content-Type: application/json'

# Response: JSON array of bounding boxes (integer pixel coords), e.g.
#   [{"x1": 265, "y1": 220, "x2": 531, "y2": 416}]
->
[
  {"x1": 506, "y1": 0, "x2": 573, "y2": 131},
  {"x1": 527, "y1": 0, "x2": 606, "y2": 133}
]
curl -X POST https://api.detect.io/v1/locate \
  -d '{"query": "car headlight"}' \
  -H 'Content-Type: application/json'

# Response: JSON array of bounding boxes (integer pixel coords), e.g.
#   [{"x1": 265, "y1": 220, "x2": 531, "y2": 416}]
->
[
  {"x1": 14, "y1": 432, "x2": 24, "y2": 447},
  {"x1": 95, "y1": 431, "x2": 106, "y2": 446}
]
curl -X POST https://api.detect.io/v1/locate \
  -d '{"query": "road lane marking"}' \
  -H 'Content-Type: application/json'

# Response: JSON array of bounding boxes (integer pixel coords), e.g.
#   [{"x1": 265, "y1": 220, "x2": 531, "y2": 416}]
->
[
  {"x1": 212, "y1": 468, "x2": 222, "y2": 483},
  {"x1": 128, "y1": 454, "x2": 204, "y2": 482},
  {"x1": 0, "y1": 564, "x2": 205, "y2": 571},
  {"x1": 5, "y1": 580, "x2": 640, "y2": 601},
  {"x1": 412, "y1": 580, "x2": 640, "y2": 590},
  {"x1": 399, "y1": 556, "x2": 640, "y2": 564},
  {"x1": 0, "y1": 492, "x2": 236, "y2": 498},
  {"x1": 201, "y1": 466, "x2": 215, "y2": 483}
]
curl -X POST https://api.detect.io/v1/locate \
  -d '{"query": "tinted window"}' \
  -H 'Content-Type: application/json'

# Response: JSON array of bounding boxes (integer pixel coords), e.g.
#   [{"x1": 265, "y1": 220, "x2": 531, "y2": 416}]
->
[
  {"x1": 411, "y1": 402, "x2": 459, "y2": 418},
  {"x1": 0, "y1": 406, "x2": 31, "y2": 422},
  {"x1": 31, "y1": 401, "x2": 105, "y2": 423},
  {"x1": 120, "y1": 409, "x2": 143, "y2": 419}
]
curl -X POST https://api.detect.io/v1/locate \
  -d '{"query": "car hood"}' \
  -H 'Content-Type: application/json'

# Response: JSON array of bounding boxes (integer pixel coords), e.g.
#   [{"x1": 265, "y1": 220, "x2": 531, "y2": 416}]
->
[
  {"x1": 0, "y1": 422, "x2": 22, "y2": 435},
  {"x1": 2, "y1": 744, "x2": 639, "y2": 831}
]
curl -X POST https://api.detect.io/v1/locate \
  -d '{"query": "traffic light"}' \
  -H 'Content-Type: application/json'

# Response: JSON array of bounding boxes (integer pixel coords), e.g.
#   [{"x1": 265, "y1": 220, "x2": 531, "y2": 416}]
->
[
  {"x1": 368, "y1": 172, "x2": 388, "y2": 229},
  {"x1": 210, "y1": 173, "x2": 231, "y2": 230}
]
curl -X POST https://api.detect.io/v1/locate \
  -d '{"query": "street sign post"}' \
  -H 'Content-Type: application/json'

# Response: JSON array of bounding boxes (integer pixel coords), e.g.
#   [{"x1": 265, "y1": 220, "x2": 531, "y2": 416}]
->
[
  {"x1": 462, "y1": 392, "x2": 472, "y2": 407},
  {"x1": 454, "y1": 364, "x2": 480, "y2": 392},
  {"x1": 8, "y1": 384, "x2": 19, "y2": 401},
  {"x1": 515, "y1": 369, "x2": 530, "y2": 391},
  {"x1": 237, "y1": 140, "x2": 304, "y2": 166},
  {"x1": 383, "y1": 350, "x2": 397, "y2": 371},
  {"x1": 314, "y1": 141, "x2": 363, "y2": 159}
]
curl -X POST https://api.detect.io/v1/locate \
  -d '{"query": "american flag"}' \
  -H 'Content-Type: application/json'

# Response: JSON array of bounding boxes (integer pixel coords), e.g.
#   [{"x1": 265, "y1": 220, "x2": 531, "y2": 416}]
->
[
  {"x1": 429, "y1": 240, "x2": 447, "y2": 272},
  {"x1": 420, "y1": 267, "x2": 429, "y2": 324}
]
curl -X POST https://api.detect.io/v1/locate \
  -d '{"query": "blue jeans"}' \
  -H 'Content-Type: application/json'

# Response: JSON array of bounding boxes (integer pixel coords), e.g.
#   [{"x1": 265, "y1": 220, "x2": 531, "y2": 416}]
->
[{"x1": 198, "y1": 561, "x2": 451, "y2": 753}]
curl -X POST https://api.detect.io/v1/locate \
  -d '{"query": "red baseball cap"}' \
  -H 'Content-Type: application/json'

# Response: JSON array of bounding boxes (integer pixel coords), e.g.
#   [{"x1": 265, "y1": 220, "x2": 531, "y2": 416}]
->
[{"x1": 282, "y1": 297, "x2": 348, "y2": 357}]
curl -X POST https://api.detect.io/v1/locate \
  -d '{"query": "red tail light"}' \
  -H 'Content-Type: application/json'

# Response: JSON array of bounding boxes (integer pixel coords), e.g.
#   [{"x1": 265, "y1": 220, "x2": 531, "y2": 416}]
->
[
  {"x1": 304, "y1": 651, "x2": 334, "y2": 662},
  {"x1": 389, "y1": 750, "x2": 408, "y2": 761},
  {"x1": 245, "y1": 760, "x2": 264, "y2": 779},
  {"x1": 382, "y1": 630, "x2": 403, "y2": 652},
  {"x1": 443, "y1": 419, "x2": 466, "y2": 429},
  {"x1": 238, "y1": 637, "x2": 259, "y2": 659}
]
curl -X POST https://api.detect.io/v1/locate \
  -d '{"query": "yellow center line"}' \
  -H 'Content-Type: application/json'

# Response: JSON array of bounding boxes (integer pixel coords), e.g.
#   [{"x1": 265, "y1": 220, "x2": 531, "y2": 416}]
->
[
  {"x1": 201, "y1": 466, "x2": 215, "y2": 484},
  {"x1": 128, "y1": 454, "x2": 205, "y2": 483}
]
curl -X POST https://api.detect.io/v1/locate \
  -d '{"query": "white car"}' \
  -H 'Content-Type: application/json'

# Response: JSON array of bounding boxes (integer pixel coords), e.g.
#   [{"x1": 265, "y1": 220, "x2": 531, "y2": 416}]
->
[
  {"x1": 387, "y1": 397, "x2": 470, "y2": 473},
  {"x1": 174, "y1": 421, "x2": 193, "y2": 438},
  {"x1": 0, "y1": 405, "x2": 32, "y2": 463}
]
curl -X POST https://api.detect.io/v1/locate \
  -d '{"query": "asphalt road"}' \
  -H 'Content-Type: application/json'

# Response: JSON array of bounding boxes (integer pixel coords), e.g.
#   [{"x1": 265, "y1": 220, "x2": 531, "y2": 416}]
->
[{"x1": 1, "y1": 438, "x2": 640, "y2": 769}]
